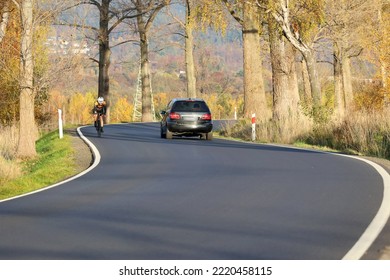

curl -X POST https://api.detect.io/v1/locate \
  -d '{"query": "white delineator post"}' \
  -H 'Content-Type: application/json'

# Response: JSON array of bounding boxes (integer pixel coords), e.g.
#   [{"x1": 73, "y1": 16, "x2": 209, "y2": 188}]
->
[
  {"x1": 251, "y1": 113, "x2": 256, "y2": 142},
  {"x1": 58, "y1": 109, "x2": 63, "y2": 139},
  {"x1": 234, "y1": 106, "x2": 237, "y2": 120}
]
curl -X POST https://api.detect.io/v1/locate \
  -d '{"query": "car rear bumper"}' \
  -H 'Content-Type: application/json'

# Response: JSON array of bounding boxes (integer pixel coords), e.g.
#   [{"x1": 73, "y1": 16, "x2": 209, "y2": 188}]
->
[{"x1": 167, "y1": 122, "x2": 213, "y2": 133}]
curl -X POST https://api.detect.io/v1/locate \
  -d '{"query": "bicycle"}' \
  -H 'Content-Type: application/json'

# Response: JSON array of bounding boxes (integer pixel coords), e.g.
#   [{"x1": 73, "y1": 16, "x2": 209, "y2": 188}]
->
[{"x1": 95, "y1": 113, "x2": 104, "y2": 137}]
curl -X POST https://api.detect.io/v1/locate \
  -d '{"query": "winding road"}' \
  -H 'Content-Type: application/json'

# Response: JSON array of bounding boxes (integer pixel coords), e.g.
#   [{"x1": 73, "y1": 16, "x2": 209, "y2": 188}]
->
[{"x1": 0, "y1": 122, "x2": 389, "y2": 260}]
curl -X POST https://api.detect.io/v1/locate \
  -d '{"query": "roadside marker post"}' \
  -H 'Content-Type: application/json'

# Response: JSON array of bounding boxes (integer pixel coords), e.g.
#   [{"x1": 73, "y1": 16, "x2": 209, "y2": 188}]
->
[
  {"x1": 251, "y1": 113, "x2": 256, "y2": 142},
  {"x1": 58, "y1": 109, "x2": 63, "y2": 139}
]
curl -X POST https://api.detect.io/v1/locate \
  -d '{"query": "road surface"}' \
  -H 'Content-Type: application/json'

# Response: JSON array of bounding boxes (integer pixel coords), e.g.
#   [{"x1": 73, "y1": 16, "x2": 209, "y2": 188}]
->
[{"x1": 0, "y1": 122, "x2": 387, "y2": 260}]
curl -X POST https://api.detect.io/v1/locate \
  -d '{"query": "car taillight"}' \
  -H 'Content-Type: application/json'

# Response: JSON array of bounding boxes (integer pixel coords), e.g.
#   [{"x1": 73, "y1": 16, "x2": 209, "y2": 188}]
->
[
  {"x1": 169, "y1": 112, "x2": 181, "y2": 120},
  {"x1": 201, "y1": 113, "x2": 212, "y2": 120}
]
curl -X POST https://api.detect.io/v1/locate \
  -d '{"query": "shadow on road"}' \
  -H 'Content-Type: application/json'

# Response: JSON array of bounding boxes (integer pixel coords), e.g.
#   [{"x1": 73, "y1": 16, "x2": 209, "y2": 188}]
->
[{"x1": 81, "y1": 122, "x2": 324, "y2": 156}]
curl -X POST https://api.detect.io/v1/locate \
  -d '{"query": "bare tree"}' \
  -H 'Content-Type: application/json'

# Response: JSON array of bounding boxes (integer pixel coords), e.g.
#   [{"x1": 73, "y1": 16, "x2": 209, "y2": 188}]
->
[
  {"x1": 60, "y1": 0, "x2": 152, "y2": 123},
  {"x1": 268, "y1": 13, "x2": 300, "y2": 125},
  {"x1": 184, "y1": 0, "x2": 197, "y2": 98},
  {"x1": 265, "y1": 0, "x2": 325, "y2": 108},
  {"x1": 165, "y1": 0, "x2": 197, "y2": 98},
  {"x1": 325, "y1": 0, "x2": 372, "y2": 118},
  {"x1": 222, "y1": 0, "x2": 267, "y2": 119},
  {"x1": 133, "y1": 0, "x2": 170, "y2": 122}
]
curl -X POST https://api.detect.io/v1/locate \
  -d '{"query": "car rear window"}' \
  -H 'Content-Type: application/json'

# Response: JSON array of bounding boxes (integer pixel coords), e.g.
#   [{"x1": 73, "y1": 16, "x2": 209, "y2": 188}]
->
[{"x1": 172, "y1": 101, "x2": 209, "y2": 112}]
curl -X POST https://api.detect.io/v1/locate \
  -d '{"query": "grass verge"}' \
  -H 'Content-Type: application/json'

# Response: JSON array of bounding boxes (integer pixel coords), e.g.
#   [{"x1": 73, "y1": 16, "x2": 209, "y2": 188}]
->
[{"x1": 0, "y1": 130, "x2": 77, "y2": 201}]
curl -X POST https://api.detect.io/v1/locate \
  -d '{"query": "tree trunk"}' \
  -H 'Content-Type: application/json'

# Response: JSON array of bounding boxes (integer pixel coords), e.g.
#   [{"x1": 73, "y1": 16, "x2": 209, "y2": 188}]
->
[
  {"x1": 268, "y1": 15, "x2": 289, "y2": 122},
  {"x1": 378, "y1": 4, "x2": 388, "y2": 91},
  {"x1": 286, "y1": 42, "x2": 300, "y2": 118},
  {"x1": 333, "y1": 44, "x2": 345, "y2": 121},
  {"x1": 134, "y1": 0, "x2": 168, "y2": 122},
  {"x1": 185, "y1": 1, "x2": 197, "y2": 98},
  {"x1": 242, "y1": 2, "x2": 267, "y2": 119},
  {"x1": 17, "y1": 0, "x2": 37, "y2": 158},
  {"x1": 138, "y1": 15, "x2": 153, "y2": 122},
  {"x1": 271, "y1": 1, "x2": 321, "y2": 108},
  {"x1": 269, "y1": 14, "x2": 301, "y2": 138},
  {"x1": 98, "y1": 0, "x2": 111, "y2": 123},
  {"x1": 303, "y1": 50, "x2": 322, "y2": 106},
  {"x1": 381, "y1": 63, "x2": 388, "y2": 90},
  {"x1": 342, "y1": 54, "x2": 353, "y2": 112},
  {"x1": 300, "y1": 58, "x2": 312, "y2": 105}
]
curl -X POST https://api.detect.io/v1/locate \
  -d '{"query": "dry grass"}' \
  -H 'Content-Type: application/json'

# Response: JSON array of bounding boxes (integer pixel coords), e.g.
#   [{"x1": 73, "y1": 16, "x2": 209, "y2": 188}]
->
[
  {"x1": 219, "y1": 108, "x2": 390, "y2": 160},
  {"x1": 0, "y1": 125, "x2": 22, "y2": 181},
  {"x1": 219, "y1": 113, "x2": 313, "y2": 144},
  {"x1": 306, "y1": 109, "x2": 390, "y2": 159},
  {"x1": 257, "y1": 114, "x2": 313, "y2": 144}
]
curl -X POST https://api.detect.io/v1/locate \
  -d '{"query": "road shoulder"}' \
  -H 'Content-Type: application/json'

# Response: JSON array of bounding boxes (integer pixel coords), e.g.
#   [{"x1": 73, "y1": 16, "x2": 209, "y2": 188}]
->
[{"x1": 66, "y1": 128, "x2": 93, "y2": 174}]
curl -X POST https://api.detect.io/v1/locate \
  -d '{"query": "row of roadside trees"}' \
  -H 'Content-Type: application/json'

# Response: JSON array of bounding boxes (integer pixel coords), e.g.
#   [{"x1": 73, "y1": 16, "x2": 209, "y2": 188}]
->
[{"x1": 0, "y1": 0, "x2": 389, "y2": 159}]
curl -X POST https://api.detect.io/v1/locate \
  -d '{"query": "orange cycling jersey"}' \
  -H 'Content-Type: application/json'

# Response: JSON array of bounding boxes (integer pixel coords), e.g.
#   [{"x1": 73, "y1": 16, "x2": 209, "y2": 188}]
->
[{"x1": 93, "y1": 101, "x2": 106, "y2": 114}]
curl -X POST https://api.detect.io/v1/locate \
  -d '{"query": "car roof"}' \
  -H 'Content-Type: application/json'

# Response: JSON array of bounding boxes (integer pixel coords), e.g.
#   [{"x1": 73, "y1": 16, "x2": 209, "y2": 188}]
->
[{"x1": 171, "y1": 98, "x2": 205, "y2": 102}]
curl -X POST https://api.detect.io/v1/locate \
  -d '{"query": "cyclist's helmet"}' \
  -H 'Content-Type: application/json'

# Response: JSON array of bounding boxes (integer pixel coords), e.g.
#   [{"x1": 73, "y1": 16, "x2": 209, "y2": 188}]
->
[{"x1": 97, "y1": 97, "x2": 104, "y2": 104}]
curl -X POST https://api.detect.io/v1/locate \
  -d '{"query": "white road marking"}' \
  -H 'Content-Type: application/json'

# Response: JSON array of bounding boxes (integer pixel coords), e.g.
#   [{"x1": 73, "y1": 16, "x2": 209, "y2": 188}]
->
[
  {"x1": 264, "y1": 143, "x2": 390, "y2": 260},
  {"x1": 0, "y1": 126, "x2": 101, "y2": 203},
  {"x1": 340, "y1": 155, "x2": 390, "y2": 260}
]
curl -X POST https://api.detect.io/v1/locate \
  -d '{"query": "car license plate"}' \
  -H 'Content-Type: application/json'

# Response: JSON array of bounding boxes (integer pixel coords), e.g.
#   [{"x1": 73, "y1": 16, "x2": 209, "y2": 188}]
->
[{"x1": 183, "y1": 116, "x2": 197, "y2": 121}]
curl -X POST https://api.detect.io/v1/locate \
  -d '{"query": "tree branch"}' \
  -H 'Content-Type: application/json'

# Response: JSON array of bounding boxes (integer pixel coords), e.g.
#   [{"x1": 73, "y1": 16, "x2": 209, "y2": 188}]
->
[
  {"x1": 54, "y1": 21, "x2": 99, "y2": 32},
  {"x1": 111, "y1": 39, "x2": 139, "y2": 48},
  {"x1": 221, "y1": 0, "x2": 243, "y2": 26},
  {"x1": 11, "y1": 0, "x2": 20, "y2": 9}
]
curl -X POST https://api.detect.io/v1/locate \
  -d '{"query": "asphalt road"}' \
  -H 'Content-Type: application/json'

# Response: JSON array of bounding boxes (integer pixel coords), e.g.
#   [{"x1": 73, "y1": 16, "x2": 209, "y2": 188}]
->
[{"x1": 0, "y1": 122, "x2": 387, "y2": 260}]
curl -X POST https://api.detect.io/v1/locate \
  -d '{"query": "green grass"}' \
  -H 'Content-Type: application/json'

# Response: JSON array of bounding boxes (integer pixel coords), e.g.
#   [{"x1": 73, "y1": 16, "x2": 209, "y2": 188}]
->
[{"x1": 0, "y1": 130, "x2": 77, "y2": 201}]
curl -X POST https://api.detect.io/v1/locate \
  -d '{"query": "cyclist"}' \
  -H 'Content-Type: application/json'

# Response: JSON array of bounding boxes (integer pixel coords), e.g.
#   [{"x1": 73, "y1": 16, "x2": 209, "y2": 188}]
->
[{"x1": 93, "y1": 96, "x2": 106, "y2": 132}]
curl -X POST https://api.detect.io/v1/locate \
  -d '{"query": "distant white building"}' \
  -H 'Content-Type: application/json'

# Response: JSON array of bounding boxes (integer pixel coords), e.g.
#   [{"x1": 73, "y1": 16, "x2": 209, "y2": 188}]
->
[{"x1": 45, "y1": 37, "x2": 91, "y2": 56}]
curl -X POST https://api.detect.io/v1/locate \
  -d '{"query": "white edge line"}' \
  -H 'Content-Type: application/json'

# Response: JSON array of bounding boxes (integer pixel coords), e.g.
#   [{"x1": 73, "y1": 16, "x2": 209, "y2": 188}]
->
[
  {"x1": 339, "y1": 154, "x2": 390, "y2": 260},
  {"x1": 259, "y1": 143, "x2": 390, "y2": 260},
  {"x1": 0, "y1": 126, "x2": 101, "y2": 203}
]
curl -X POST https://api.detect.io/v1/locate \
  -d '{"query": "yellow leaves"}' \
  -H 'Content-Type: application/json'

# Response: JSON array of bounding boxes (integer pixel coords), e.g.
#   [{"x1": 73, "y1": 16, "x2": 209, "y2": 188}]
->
[
  {"x1": 153, "y1": 92, "x2": 168, "y2": 108},
  {"x1": 200, "y1": 92, "x2": 242, "y2": 119},
  {"x1": 47, "y1": 91, "x2": 135, "y2": 125},
  {"x1": 193, "y1": 0, "x2": 228, "y2": 34},
  {"x1": 201, "y1": 93, "x2": 218, "y2": 115},
  {"x1": 354, "y1": 86, "x2": 384, "y2": 112},
  {"x1": 68, "y1": 92, "x2": 95, "y2": 125},
  {"x1": 288, "y1": 0, "x2": 326, "y2": 41},
  {"x1": 111, "y1": 97, "x2": 133, "y2": 123}
]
